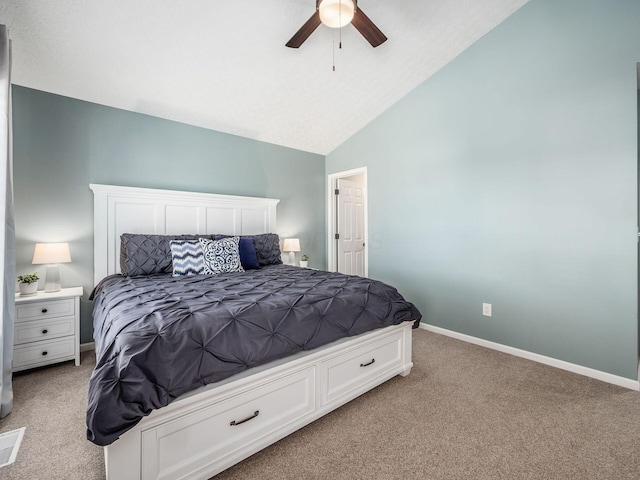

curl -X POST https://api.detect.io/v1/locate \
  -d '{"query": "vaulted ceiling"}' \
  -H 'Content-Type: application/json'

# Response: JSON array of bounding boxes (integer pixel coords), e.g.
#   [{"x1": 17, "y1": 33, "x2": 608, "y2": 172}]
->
[{"x1": 1, "y1": 0, "x2": 529, "y2": 155}]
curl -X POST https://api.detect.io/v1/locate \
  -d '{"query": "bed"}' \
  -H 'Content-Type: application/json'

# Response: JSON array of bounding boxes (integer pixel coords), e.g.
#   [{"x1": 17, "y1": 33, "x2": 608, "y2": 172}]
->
[{"x1": 88, "y1": 184, "x2": 421, "y2": 480}]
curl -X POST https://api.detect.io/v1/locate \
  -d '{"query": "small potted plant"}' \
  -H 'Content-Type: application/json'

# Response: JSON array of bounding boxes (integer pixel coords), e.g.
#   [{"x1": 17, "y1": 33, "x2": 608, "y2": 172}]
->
[
  {"x1": 17, "y1": 272, "x2": 39, "y2": 296},
  {"x1": 299, "y1": 255, "x2": 309, "y2": 268}
]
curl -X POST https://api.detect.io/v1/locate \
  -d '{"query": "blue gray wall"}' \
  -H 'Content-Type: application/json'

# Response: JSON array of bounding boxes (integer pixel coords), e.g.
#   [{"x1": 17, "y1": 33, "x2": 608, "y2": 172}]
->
[
  {"x1": 12, "y1": 86, "x2": 326, "y2": 343},
  {"x1": 327, "y1": 0, "x2": 640, "y2": 379}
]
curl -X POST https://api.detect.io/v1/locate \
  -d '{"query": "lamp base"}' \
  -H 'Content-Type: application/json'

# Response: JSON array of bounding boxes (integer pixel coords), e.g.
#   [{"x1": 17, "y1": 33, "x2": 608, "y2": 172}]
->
[
  {"x1": 288, "y1": 251, "x2": 296, "y2": 266},
  {"x1": 44, "y1": 265, "x2": 61, "y2": 293}
]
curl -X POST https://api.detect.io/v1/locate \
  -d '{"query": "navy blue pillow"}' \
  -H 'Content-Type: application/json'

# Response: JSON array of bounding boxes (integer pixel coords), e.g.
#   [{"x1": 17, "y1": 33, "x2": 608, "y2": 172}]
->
[
  {"x1": 239, "y1": 237, "x2": 260, "y2": 270},
  {"x1": 214, "y1": 233, "x2": 282, "y2": 266}
]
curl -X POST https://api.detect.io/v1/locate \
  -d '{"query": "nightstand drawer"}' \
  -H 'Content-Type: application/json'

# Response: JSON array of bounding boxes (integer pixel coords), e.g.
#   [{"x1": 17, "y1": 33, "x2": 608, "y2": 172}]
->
[
  {"x1": 14, "y1": 316, "x2": 75, "y2": 345},
  {"x1": 16, "y1": 298, "x2": 75, "y2": 322},
  {"x1": 13, "y1": 287, "x2": 83, "y2": 371},
  {"x1": 13, "y1": 337, "x2": 76, "y2": 371}
]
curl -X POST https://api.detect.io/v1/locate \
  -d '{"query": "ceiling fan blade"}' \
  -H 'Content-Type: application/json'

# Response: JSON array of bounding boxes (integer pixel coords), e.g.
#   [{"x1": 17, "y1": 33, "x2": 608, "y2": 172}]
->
[
  {"x1": 351, "y1": 8, "x2": 387, "y2": 48},
  {"x1": 286, "y1": 11, "x2": 322, "y2": 48}
]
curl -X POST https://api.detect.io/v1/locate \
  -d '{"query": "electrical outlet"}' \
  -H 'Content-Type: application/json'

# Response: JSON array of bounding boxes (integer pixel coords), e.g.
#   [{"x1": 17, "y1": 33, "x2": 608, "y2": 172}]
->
[{"x1": 482, "y1": 303, "x2": 492, "y2": 317}]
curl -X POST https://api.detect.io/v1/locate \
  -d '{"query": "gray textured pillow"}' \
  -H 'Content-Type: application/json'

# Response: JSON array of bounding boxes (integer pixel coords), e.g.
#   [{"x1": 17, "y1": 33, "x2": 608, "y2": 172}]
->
[
  {"x1": 120, "y1": 234, "x2": 213, "y2": 276},
  {"x1": 213, "y1": 233, "x2": 283, "y2": 267}
]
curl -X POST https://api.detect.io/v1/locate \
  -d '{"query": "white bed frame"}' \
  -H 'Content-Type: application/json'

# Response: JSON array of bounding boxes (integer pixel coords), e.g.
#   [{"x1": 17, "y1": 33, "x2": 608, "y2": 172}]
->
[{"x1": 90, "y1": 184, "x2": 414, "y2": 480}]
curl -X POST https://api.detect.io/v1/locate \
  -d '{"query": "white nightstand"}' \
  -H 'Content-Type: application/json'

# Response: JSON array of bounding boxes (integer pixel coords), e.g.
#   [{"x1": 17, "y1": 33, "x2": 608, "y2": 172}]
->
[{"x1": 13, "y1": 286, "x2": 83, "y2": 372}]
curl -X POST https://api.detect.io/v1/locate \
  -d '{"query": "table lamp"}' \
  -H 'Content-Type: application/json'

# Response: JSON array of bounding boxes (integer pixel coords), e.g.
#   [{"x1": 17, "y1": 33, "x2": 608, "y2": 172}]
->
[
  {"x1": 282, "y1": 238, "x2": 300, "y2": 266},
  {"x1": 32, "y1": 242, "x2": 71, "y2": 293}
]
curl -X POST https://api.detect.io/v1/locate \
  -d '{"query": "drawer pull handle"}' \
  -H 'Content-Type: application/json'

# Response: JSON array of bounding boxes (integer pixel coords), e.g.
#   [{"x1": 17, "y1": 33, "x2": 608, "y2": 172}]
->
[
  {"x1": 360, "y1": 358, "x2": 376, "y2": 367},
  {"x1": 41, "y1": 308, "x2": 48, "y2": 313},
  {"x1": 42, "y1": 351, "x2": 48, "y2": 356},
  {"x1": 230, "y1": 410, "x2": 260, "y2": 427},
  {"x1": 42, "y1": 329, "x2": 48, "y2": 334}
]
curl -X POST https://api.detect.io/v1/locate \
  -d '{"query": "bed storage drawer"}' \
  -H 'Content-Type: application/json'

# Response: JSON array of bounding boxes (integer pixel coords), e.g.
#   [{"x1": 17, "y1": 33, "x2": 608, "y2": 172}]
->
[
  {"x1": 140, "y1": 366, "x2": 315, "y2": 480},
  {"x1": 321, "y1": 330, "x2": 404, "y2": 406}
]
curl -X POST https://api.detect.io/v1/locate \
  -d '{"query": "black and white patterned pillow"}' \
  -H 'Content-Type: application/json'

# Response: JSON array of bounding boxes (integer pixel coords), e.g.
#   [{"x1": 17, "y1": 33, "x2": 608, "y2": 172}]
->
[
  {"x1": 169, "y1": 240, "x2": 205, "y2": 276},
  {"x1": 199, "y1": 237, "x2": 244, "y2": 274}
]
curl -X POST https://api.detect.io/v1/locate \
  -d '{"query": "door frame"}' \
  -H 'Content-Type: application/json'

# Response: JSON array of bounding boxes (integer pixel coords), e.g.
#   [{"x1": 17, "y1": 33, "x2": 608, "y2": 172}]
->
[
  {"x1": 327, "y1": 167, "x2": 368, "y2": 276},
  {"x1": 636, "y1": 62, "x2": 640, "y2": 383}
]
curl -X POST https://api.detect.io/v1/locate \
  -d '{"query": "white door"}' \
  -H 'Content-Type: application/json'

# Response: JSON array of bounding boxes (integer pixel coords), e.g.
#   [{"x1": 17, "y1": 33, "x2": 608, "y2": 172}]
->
[{"x1": 337, "y1": 178, "x2": 365, "y2": 276}]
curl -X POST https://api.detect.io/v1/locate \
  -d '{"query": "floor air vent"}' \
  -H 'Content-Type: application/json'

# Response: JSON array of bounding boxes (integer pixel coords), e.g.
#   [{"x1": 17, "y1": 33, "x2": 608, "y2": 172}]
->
[{"x1": 0, "y1": 427, "x2": 25, "y2": 468}]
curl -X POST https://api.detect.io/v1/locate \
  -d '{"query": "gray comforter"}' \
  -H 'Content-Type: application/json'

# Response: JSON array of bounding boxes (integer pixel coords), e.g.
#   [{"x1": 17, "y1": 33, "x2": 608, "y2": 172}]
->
[{"x1": 86, "y1": 265, "x2": 421, "y2": 446}]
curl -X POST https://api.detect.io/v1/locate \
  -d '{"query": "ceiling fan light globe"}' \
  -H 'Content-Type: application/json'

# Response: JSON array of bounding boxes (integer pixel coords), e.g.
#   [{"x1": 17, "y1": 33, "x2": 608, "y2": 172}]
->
[{"x1": 319, "y1": 0, "x2": 355, "y2": 28}]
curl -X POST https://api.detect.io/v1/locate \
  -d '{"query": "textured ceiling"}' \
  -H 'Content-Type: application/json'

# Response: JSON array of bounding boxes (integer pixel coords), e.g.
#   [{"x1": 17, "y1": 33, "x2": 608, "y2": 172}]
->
[{"x1": 0, "y1": 0, "x2": 529, "y2": 155}]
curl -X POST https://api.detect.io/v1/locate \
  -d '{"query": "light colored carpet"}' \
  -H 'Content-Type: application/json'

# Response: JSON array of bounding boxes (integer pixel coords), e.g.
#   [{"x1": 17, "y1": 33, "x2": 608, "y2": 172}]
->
[
  {"x1": 1, "y1": 330, "x2": 640, "y2": 479},
  {"x1": 217, "y1": 331, "x2": 640, "y2": 480},
  {"x1": 0, "y1": 351, "x2": 103, "y2": 479}
]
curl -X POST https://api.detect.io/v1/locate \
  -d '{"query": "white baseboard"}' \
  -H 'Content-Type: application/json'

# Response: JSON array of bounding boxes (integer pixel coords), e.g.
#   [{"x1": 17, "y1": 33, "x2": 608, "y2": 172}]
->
[
  {"x1": 420, "y1": 323, "x2": 640, "y2": 391},
  {"x1": 80, "y1": 342, "x2": 95, "y2": 353}
]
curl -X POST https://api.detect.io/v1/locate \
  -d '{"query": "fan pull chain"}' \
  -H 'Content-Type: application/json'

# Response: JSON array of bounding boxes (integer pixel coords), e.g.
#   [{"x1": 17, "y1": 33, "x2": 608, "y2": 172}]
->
[
  {"x1": 332, "y1": 1, "x2": 345, "y2": 72},
  {"x1": 339, "y1": 0, "x2": 343, "y2": 49},
  {"x1": 332, "y1": 29, "x2": 336, "y2": 71}
]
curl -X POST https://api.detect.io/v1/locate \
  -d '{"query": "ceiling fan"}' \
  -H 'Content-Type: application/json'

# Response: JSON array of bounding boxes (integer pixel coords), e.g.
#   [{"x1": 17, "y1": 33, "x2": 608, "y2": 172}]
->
[{"x1": 286, "y1": 0, "x2": 387, "y2": 49}]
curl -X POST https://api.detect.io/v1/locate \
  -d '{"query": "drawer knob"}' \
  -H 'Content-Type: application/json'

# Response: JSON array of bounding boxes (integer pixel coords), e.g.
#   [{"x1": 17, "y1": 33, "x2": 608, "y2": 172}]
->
[
  {"x1": 42, "y1": 329, "x2": 48, "y2": 334},
  {"x1": 230, "y1": 410, "x2": 260, "y2": 427},
  {"x1": 42, "y1": 351, "x2": 48, "y2": 356},
  {"x1": 41, "y1": 308, "x2": 48, "y2": 313},
  {"x1": 360, "y1": 358, "x2": 375, "y2": 368}
]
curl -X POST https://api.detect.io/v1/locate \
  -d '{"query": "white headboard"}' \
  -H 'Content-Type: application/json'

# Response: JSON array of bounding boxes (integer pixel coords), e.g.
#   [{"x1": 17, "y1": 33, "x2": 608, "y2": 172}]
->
[{"x1": 90, "y1": 184, "x2": 280, "y2": 285}]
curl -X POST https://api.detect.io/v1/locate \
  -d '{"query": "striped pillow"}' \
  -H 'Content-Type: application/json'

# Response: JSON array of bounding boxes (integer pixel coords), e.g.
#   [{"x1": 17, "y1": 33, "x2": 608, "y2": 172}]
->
[{"x1": 169, "y1": 240, "x2": 205, "y2": 276}]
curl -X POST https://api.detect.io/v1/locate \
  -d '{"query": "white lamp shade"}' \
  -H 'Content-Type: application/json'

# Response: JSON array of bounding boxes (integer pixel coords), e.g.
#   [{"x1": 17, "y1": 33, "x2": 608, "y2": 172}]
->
[
  {"x1": 32, "y1": 243, "x2": 71, "y2": 265},
  {"x1": 283, "y1": 238, "x2": 301, "y2": 252},
  {"x1": 319, "y1": 0, "x2": 355, "y2": 28}
]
